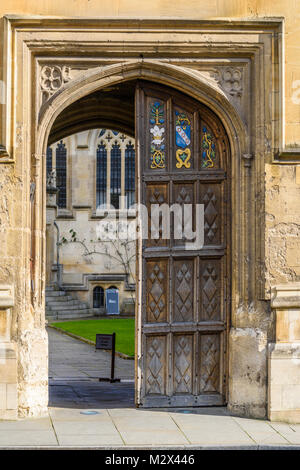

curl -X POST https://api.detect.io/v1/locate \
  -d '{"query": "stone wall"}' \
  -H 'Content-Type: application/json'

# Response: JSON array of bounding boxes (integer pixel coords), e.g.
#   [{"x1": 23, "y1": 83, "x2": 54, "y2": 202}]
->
[
  {"x1": 0, "y1": 8, "x2": 299, "y2": 419},
  {"x1": 266, "y1": 165, "x2": 300, "y2": 291}
]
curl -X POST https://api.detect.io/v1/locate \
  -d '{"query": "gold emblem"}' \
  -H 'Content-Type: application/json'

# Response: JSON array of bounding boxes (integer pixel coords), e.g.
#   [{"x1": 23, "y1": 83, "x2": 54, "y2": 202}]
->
[
  {"x1": 176, "y1": 149, "x2": 191, "y2": 169},
  {"x1": 151, "y1": 150, "x2": 165, "y2": 169}
]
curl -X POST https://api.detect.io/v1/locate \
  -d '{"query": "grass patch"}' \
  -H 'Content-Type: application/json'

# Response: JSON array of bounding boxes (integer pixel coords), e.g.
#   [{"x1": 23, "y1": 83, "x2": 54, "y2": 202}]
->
[{"x1": 50, "y1": 318, "x2": 135, "y2": 357}]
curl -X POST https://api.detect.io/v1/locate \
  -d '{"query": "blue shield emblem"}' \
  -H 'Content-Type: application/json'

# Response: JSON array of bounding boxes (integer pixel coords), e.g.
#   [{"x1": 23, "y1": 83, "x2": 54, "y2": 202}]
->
[{"x1": 175, "y1": 112, "x2": 191, "y2": 149}]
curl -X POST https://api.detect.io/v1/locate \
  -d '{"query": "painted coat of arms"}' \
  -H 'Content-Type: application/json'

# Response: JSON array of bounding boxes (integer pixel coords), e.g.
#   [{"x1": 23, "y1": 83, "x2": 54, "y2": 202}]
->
[
  {"x1": 175, "y1": 111, "x2": 191, "y2": 169},
  {"x1": 150, "y1": 101, "x2": 165, "y2": 169}
]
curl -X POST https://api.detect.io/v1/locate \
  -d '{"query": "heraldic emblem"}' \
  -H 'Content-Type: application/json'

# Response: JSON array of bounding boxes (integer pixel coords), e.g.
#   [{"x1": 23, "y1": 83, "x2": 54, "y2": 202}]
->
[{"x1": 175, "y1": 111, "x2": 191, "y2": 169}]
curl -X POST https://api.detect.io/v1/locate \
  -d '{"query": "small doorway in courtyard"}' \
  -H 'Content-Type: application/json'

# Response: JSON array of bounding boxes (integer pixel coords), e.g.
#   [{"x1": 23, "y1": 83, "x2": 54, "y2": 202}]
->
[{"x1": 45, "y1": 79, "x2": 230, "y2": 408}]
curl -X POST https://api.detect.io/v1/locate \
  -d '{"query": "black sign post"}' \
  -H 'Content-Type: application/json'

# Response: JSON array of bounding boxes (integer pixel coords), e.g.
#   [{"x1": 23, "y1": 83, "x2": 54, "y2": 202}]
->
[{"x1": 96, "y1": 333, "x2": 120, "y2": 383}]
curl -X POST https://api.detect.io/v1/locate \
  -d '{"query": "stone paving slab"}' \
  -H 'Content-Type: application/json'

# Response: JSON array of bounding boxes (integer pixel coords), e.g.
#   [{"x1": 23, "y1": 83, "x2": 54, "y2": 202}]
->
[
  {"x1": 1, "y1": 327, "x2": 300, "y2": 448},
  {"x1": 0, "y1": 430, "x2": 58, "y2": 447},
  {"x1": 107, "y1": 409, "x2": 190, "y2": 446},
  {"x1": 48, "y1": 327, "x2": 134, "y2": 380},
  {"x1": 232, "y1": 417, "x2": 290, "y2": 445},
  {"x1": 169, "y1": 413, "x2": 254, "y2": 446},
  {"x1": 1, "y1": 409, "x2": 300, "y2": 448},
  {"x1": 270, "y1": 422, "x2": 300, "y2": 444}
]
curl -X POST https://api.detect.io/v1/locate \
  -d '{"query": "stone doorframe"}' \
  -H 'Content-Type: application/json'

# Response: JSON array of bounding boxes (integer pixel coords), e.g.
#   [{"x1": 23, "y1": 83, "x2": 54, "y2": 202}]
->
[{"x1": 0, "y1": 17, "x2": 283, "y2": 418}]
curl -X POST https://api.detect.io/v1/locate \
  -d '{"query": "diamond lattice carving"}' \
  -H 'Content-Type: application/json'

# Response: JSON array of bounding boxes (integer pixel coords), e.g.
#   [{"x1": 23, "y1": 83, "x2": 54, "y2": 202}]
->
[
  {"x1": 203, "y1": 187, "x2": 218, "y2": 242},
  {"x1": 147, "y1": 185, "x2": 168, "y2": 245},
  {"x1": 174, "y1": 261, "x2": 193, "y2": 321},
  {"x1": 202, "y1": 263, "x2": 219, "y2": 319},
  {"x1": 147, "y1": 261, "x2": 167, "y2": 322},
  {"x1": 174, "y1": 336, "x2": 192, "y2": 393},
  {"x1": 200, "y1": 335, "x2": 220, "y2": 393},
  {"x1": 146, "y1": 337, "x2": 165, "y2": 395},
  {"x1": 174, "y1": 184, "x2": 194, "y2": 245},
  {"x1": 176, "y1": 187, "x2": 192, "y2": 204}
]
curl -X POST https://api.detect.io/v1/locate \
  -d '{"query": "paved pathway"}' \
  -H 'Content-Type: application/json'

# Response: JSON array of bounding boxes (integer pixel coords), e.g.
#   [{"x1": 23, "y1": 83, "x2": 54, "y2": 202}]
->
[
  {"x1": 1, "y1": 407, "x2": 300, "y2": 448},
  {"x1": 0, "y1": 328, "x2": 300, "y2": 448},
  {"x1": 49, "y1": 327, "x2": 135, "y2": 409},
  {"x1": 49, "y1": 327, "x2": 134, "y2": 380}
]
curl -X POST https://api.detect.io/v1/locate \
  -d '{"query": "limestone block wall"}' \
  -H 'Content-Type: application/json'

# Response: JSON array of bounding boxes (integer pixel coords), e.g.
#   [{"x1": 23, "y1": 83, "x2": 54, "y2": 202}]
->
[
  {"x1": 265, "y1": 165, "x2": 300, "y2": 290},
  {"x1": 0, "y1": 164, "x2": 48, "y2": 418},
  {"x1": 0, "y1": 3, "x2": 299, "y2": 419}
]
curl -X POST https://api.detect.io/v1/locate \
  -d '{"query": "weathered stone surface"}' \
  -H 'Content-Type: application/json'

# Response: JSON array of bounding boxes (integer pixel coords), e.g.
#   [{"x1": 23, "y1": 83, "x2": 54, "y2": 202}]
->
[
  {"x1": 228, "y1": 326, "x2": 268, "y2": 419},
  {"x1": 18, "y1": 329, "x2": 49, "y2": 418},
  {"x1": 268, "y1": 284, "x2": 300, "y2": 423},
  {"x1": 0, "y1": 10, "x2": 298, "y2": 421},
  {"x1": 265, "y1": 165, "x2": 300, "y2": 292}
]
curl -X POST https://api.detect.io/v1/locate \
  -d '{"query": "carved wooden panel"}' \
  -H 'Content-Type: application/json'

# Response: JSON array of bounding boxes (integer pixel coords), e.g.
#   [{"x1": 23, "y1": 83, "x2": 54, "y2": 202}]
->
[
  {"x1": 173, "y1": 183, "x2": 195, "y2": 246},
  {"x1": 146, "y1": 259, "x2": 168, "y2": 323},
  {"x1": 199, "y1": 259, "x2": 222, "y2": 321},
  {"x1": 145, "y1": 336, "x2": 166, "y2": 395},
  {"x1": 137, "y1": 82, "x2": 229, "y2": 407},
  {"x1": 200, "y1": 183, "x2": 222, "y2": 245},
  {"x1": 173, "y1": 259, "x2": 194, "y2": 322},
  {"x1": 173, "y1": 335, "x2": 193, "y2": 394},
  {"x1": 199, "y1": 334, "x2": 220, "y2": 393},
  {"x1": 146, "y1": 183, "x2": 169, "y2": 247}
]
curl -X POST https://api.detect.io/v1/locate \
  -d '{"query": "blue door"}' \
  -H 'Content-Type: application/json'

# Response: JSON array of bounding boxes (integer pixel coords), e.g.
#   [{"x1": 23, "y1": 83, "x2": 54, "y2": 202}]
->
[{"x1": 106, "y1": 288, "x2": 119, "y2": 315}]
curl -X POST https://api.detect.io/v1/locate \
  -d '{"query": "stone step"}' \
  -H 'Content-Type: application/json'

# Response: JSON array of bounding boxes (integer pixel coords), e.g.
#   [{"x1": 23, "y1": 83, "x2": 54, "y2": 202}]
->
[
  {"x1": 46, "y1": 296, "x2": 77, "y2": 305},
  {"x1": 45, "y1": 291, "x2": 67, "y2": 298},
  {"x1": 47, "y1": 303, "x2": 89, "y2": 312},
  {"x1": 45, "y1": 287, "x2": 93, "y2": 320},
  {"x1": 46, "y1": 309, "x2": 94, "y2": 320},
  {"x1": 46, "y1": 302, "x2": 82, "y2": 310},
  {"x1": 46, "y1": 314, "x2": 58, "y2": 321}
]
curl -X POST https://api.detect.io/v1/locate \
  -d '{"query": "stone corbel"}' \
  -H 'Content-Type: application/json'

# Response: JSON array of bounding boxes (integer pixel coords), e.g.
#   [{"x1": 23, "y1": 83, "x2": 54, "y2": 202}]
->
[
  {"x1": 268, "y1": 283, "x2": 300, "y2": 423},
  {"x1": 0, "y1": 144, "x2": 13, "y2": 163},
  {"x1": 0, "y1": 285, "x2": 14, "y2": 308},
  {"x1": 242, "y1": 153, "x2": 254, "y2": 168}
]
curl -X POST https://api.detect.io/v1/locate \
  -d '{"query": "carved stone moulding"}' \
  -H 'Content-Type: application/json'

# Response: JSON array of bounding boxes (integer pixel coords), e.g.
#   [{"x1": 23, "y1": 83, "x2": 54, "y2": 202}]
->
[
  {"x1": 213, "y1": 67, "x2": 243, "y2": 99},
  {"x1": 0, "y1": 144, "x2": 13, "y2": 163},
  {"x1": 40, "y1": 65, "x2": 72, "y2": 104}
]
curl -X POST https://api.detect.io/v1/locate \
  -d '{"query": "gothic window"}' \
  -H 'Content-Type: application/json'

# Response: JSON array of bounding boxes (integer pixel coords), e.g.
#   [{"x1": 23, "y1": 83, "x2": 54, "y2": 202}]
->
[
  {"x1": 46, "y1": 146, "x2": 53, "y2": 176},
  {"x1": 96, "y1": 143, "x2": 107, "y2": 208},
  {"x1": 110, "y1": 143, "x2": 121, "y2": 209},
  {"x1": 95, "y1": 129, "x2": 136, "y2": 210},
  {"x1": 93, "y1": 286, "x2": 104, "y2": 308},
  {"x1": 125, "y1": 142, "x2": 135, "y2": 208},
  {"x1": 56, "y1": 140, "x2": 67, "y2": 208}
]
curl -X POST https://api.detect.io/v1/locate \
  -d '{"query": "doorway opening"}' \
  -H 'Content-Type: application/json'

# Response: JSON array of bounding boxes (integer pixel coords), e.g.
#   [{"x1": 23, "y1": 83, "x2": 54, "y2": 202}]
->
[
  {"x1": 46, "y1": 81, "x2": 136, "y2": 408},
  {"x1": 45, "y1": 79, "x2": 230, "y2": 409}
]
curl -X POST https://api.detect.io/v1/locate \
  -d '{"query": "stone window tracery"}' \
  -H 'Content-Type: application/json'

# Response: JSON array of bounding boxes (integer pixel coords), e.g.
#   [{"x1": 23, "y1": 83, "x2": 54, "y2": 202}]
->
[
  {"x1": 95, "y1": 129, "x2": 136, "y2": 210},
  {"x1": 55, "y1": 141, "x2": 67, "y2": 209},
  {"x1": 96, "y1": 143, "x2": 107, "y2": 208}
]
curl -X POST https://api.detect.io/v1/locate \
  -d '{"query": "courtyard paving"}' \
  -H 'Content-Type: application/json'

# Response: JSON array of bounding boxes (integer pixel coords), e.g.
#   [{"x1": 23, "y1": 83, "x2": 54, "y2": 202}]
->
[{"x1": 0, "y1": 328, "x2": 300, "y2": 449}]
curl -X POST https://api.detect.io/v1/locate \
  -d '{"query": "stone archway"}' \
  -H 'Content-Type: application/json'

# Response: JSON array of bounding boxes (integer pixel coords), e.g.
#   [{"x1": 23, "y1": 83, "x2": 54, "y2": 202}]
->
[
  {"x1": 35, "y1": 61, "x2": 252, "y2": 415},
  {"x1": 44, "y1": 76, "x2": 234, "y2": 408},
  {"x1": 0, "y1": 17, "x2": 282, "y2": 419}
]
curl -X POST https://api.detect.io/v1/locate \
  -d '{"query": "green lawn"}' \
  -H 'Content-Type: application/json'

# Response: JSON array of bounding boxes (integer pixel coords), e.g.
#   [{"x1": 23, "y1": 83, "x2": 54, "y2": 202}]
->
[{"x1": 51, "y1": 318, "x2": 135, "y2": 357}]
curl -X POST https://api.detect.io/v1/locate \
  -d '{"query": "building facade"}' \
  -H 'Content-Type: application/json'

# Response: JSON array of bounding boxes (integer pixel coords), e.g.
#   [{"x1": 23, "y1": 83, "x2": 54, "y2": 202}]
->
[
  {"x1": 46, "y1": 129, "x2": 136, "y2": 318},
  {"x1": 0, "y1": 2, "x2": 300, "y2": 422}
]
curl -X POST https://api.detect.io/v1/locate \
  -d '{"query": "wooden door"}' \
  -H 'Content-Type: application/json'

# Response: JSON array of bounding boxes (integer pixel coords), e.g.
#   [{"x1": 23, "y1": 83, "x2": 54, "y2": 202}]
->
[{"x1": 135, "y1": 81, "x2": 230, "y2": 407}]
